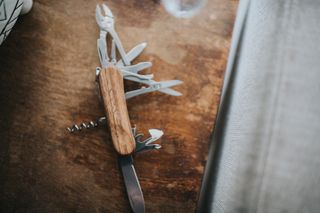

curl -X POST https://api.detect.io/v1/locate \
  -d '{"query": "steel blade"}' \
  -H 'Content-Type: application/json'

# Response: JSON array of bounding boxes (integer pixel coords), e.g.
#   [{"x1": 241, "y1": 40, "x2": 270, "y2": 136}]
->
[
  {"x1": 121, "y1": 70, "x2": 154, "y2": 82},
  {"x1": 120, "y1": 62, "x2": 152, "y2": 73},
  {"x1": 152, "y1": 80, "x2": 183, "y2": 88},
  {"x1": 155, "y1": 80, "x2": 183, "y2": 96},
  {"x1": 158, "y1": 88, "x2": 182, "y2": 96},
  {"x1": 127, "y1": 43, "x2": 147, "y2": 62},
  {"x1": 118, "y1": 155, "x2": 145, "y2": 213},
  {"x1": 117, "y1": 43, "x2": 147, "y2": 66}
]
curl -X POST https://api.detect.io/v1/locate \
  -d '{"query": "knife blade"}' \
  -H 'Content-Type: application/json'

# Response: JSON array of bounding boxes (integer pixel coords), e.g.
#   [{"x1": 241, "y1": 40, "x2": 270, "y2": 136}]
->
[
  {"x1": 119, "y1": 62, "x2": 152, "y2": 73},
  {"x1": 118, "y1": 155, "x2": 145, "y2": 213},
  {"x1": 117, "y1": 42, "x2": 147, "y2": 66}
]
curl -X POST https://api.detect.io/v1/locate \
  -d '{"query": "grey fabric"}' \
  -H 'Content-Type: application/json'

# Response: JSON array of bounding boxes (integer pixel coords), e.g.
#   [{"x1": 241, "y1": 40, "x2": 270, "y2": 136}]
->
[{"x1": 197, "y1": 0, "x2": 320, "y2": 212}]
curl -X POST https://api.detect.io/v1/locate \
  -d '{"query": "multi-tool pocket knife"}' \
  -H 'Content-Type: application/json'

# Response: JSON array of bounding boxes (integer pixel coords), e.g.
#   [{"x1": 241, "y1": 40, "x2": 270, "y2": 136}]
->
[{"x1": 67, "y1": 4, "x2": 182, "y2": 213}]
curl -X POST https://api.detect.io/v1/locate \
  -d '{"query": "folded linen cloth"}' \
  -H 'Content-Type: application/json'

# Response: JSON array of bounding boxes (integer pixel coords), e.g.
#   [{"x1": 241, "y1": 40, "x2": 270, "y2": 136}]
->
[{"x1": 197, "y1": 0, "x2": 320, "y2": 212}]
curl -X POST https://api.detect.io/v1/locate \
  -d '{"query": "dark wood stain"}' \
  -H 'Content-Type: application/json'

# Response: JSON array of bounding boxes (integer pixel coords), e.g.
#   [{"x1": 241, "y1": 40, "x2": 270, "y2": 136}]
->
[{"x1": 0, "y1": 0, "x2": 238, "y2": 212}]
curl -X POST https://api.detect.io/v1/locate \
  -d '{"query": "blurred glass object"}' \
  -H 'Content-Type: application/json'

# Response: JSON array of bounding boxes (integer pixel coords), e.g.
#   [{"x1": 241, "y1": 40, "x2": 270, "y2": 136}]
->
[{"x1": 162, "y1": 0, "x2": 206, "y2": 18}]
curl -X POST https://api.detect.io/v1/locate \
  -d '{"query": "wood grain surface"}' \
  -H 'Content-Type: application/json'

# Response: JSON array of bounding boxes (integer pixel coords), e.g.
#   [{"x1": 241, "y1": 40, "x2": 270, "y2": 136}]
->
[
  {"x1": 99, "y1": 67, "x2": 136, "y2": 156},
  {"x1": 0, "y1": 0, "x2": 238, "y2": 212}
]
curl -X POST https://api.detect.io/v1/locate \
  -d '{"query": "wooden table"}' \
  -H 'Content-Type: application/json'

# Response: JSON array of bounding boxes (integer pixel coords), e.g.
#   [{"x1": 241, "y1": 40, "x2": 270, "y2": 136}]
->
[{"x1": 0, "y1": 0, "x2": 238, "y2": 212}]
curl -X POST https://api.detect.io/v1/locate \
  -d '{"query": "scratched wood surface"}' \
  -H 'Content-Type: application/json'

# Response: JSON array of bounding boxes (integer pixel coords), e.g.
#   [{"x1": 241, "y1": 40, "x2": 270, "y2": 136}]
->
[{"x1": 0, "y1": 0, "x2": 238, "y2": 212}]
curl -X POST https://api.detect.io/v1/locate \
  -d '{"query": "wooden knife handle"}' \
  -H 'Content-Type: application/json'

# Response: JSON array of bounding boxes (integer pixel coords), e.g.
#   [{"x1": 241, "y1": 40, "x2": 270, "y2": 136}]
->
[{"x1": 99, "y1": 66, "x2": 136, "y2": 155}]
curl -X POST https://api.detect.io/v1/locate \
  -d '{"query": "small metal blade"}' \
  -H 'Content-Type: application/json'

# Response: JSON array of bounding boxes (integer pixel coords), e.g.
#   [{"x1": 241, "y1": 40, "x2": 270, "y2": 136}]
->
[
  {"x1": 158, "y1": 88, "x2": 182, "y2": 96},
  {"x1": 120, "y1": 62, "x2": 152, "y2": 73},
  {"x1": 121, "y1": 70, "x2": 154, "y2": 82},
  {"x1": 153, "y1": 80, "x2": 183, "y2": 88},
  {"x1": 118, "y1": 155, "x2": 145, "y2": 213},
  {"x1": 117, "y1": 43, "x2": 147, "y2": 66},
  {"x1": 156, "y1": 80, "x2": 183, "y2": 96}
]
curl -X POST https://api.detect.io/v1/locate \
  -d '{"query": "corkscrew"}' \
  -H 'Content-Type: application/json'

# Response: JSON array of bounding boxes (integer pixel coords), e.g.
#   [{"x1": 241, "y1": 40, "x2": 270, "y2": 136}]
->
[{"x1": 67, "y1": 117, "x2": 107, "y2": 133}]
